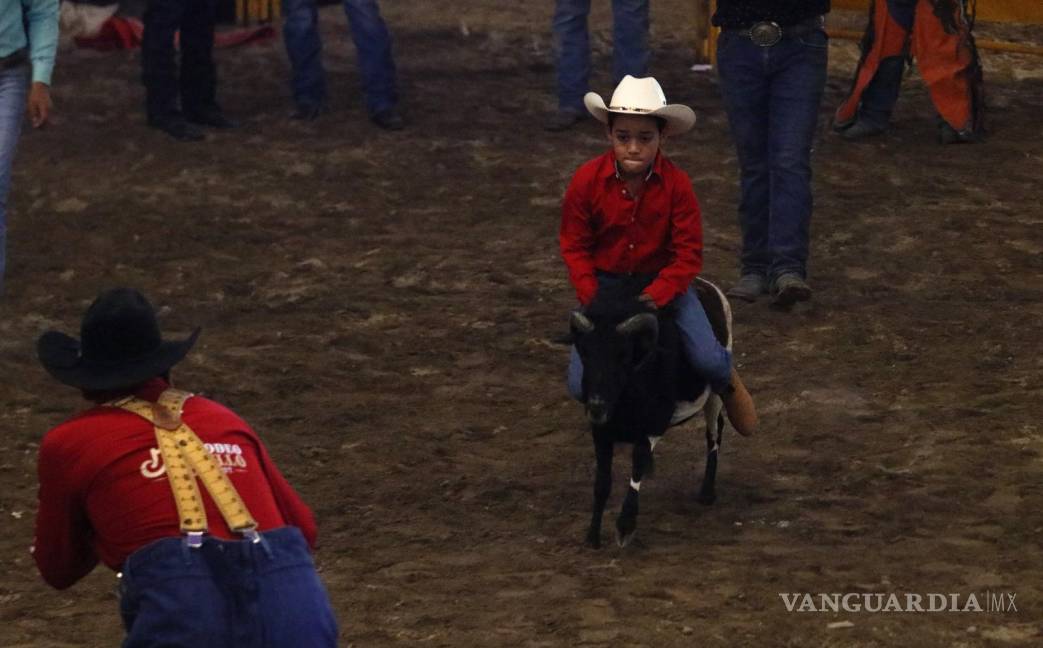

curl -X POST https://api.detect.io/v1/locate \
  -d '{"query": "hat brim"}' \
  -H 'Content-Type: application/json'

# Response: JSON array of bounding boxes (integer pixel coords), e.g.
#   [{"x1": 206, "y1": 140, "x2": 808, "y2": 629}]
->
[
  {"x1": 37, "y1": 328, "x2": 201, "y2": 391},
  {"x1": 584, "y1": 92, "x2": 696, "y2": 137}
]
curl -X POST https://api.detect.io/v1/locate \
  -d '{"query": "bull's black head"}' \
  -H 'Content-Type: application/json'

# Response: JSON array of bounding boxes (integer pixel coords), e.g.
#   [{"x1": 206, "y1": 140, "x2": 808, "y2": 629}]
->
[{"x1": 571, "y1": 305, "x2": 659, "y2": 426}]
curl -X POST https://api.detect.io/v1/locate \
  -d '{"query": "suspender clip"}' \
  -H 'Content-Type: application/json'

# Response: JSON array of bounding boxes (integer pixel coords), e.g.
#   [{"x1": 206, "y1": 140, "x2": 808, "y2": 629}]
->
[{"x1": 185, "y1": 531, "x2": 205, "y2": 548}]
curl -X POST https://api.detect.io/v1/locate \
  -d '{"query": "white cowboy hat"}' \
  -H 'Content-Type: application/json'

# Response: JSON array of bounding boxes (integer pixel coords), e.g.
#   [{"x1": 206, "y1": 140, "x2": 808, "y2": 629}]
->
[{"x1": 584, "y1": 75, "x2": 696, "y2": 137}]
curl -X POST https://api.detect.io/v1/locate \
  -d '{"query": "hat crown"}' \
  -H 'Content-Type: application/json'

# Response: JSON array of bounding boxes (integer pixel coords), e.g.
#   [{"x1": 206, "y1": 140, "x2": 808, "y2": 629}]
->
[
  {"x1": 607, "y1": 75, "x2": 668, "y2": 113},
  {"x1": 80, "y1": 289, "x2": 163, "y2": 366}
]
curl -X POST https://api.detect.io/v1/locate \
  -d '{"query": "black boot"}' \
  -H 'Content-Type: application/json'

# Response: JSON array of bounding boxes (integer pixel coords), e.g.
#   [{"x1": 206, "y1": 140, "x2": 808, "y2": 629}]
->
[{"x1": 148, "y1": 113, "x2": 205, "y2": 142}]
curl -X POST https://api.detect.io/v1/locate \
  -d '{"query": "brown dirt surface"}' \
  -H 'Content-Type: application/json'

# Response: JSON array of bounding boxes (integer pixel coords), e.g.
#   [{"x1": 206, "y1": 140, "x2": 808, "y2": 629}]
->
[{"x1": 2, "y1": 3, "x2": 1042, "y2": 646}]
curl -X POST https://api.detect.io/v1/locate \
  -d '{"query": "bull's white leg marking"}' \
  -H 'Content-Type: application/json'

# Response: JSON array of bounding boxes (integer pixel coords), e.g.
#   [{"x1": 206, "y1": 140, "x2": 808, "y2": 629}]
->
[
  {"x1": 629, "y1": 479, "x2": 641, "y2": 492},
  {"x1": 648, "y1": 436, "x2": 661, "y2": 452}
]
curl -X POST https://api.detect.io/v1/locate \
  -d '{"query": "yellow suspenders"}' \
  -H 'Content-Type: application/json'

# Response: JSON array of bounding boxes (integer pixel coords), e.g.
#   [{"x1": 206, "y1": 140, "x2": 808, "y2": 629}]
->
[{"x1": 112, "y1": 389, "x2": 259, "y2": 546}]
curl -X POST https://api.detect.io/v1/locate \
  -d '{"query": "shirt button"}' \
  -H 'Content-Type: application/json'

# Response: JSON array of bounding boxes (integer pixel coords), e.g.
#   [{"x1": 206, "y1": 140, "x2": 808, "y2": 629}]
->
[{"x1": 628, "y1": 244, "x2": 634, "y2": 249}]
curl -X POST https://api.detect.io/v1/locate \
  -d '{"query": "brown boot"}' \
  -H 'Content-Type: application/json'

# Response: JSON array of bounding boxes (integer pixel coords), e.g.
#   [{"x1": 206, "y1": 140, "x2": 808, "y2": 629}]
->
[{"x1": 722, "y1": 368, "x2": 758, "y2": 436}]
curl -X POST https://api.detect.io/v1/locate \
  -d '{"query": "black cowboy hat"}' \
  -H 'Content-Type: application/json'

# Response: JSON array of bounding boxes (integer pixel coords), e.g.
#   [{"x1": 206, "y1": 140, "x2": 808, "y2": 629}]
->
[{"x1": 37, "y1": 288, "x2": 200, "y2": 391}]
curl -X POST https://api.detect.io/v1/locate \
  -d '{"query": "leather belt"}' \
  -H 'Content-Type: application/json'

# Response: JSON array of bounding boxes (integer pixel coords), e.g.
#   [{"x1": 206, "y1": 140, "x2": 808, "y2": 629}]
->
[
  {"x1": 0, "y1": 48, "x2": 28, "y2": 70},
  {"x1": 724, "y1": 16, "x2": 825, "y2": 47}
]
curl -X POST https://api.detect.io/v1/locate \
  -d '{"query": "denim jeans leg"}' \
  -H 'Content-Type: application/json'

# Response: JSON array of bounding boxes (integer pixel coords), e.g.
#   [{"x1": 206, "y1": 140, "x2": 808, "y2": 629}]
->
[
  {"x1": 552, "y1": 0, "x2": 591, "y2": 113},
  {"x1": 673, "y1": 288, "x2": 732, "y2": 393},
  {"x1": 249, "y1": 528, "x2": 339, "y2": 646},
  {"x1": 610, "y1": 0, "x2": 649, "y2": 83},
  {"x1": 767, "y1": 32, "x2": 827, "y2": 280},
  {"x1": 0, "y1": 67, "x2": 26, "y2": 294},
  {"x1": 716, "y1": 34, "x2": 771, "y2": 278},
  {"x1": 343, "y1": 0, "x2": 398, "y2": 116},
  {"x1": 282, "y1": 0, "x2": 328, "y2": 108}
]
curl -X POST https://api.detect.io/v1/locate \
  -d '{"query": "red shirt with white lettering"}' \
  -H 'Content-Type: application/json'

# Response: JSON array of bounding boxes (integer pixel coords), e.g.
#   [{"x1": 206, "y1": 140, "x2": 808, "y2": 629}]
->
[
  {"x1": 33, "y1": 378, "x2": 318, "y2": 590},
  {"x1": 559, "y1": 150, "x2": 703, "y2": 307}
]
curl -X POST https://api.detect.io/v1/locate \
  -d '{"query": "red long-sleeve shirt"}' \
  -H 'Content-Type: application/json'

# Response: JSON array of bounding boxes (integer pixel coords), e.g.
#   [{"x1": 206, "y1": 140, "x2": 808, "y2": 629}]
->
[
  {"x1": 33, "y1": 378, "x2": 318, "y2": 589},
  {"x1": 559, "y1": 150, "x2": 703, "y2": 307}
]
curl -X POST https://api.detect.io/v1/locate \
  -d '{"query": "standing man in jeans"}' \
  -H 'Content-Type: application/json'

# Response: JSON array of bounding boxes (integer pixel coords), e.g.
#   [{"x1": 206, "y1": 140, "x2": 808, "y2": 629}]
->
[
  {"x1": 281, "y1": 0, "x2": 403, "y2": 130},
  {"x1": 714, "y1": 1, "x2": 830, "y2": 307},
  {"x1": 0, "y1": 0, "x2": 58, "y2": 297},
  {"x1": 547, "y1": 0, "x2": 649, "y2": 131}
]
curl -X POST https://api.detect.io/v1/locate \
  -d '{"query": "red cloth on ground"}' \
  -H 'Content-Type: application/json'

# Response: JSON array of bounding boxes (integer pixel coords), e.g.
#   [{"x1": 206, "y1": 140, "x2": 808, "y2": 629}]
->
[
  {"x1": 74, "y1": 17, "x2": 275, "y2": 50},
  {"x1": 559, "y1": 150, "x2": 703, "y2": 308},
  {"x1": 33, "y1": 378, "x2": 318, "y2": 590}
]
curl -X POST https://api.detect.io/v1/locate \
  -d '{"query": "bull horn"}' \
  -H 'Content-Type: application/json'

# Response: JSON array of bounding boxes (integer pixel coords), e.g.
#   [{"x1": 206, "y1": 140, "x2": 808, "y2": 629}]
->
[
  {"x1": 570, "y1": 311, "x2": 595, "y2": 333},
  {"x1": 616, "y1": 313, "x2": 658, "y2": 339}
]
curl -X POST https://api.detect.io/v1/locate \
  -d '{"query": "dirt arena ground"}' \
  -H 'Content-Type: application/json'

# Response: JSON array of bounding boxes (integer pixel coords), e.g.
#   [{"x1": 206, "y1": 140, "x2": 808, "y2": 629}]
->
[{"x1": 1, "y1": 2, "x2": 1041, "y2": 646}]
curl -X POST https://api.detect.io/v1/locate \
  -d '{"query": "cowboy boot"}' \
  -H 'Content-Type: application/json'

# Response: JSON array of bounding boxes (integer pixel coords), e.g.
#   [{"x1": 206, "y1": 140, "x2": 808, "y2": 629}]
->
[{"x1": 722, "y1": 367, "x2": 758, "y2": 436}]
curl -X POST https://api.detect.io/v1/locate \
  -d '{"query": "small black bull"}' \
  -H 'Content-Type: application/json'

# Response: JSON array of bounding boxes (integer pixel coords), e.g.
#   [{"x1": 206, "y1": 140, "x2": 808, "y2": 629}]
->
[{"x1": 570, "y1": 276, "x2": 732, "y2": 548}]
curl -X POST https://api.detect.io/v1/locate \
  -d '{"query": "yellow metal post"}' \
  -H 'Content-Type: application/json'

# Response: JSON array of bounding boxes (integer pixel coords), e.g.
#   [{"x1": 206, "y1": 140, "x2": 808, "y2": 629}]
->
[{"x1": 708, "y1": 0, "x2": 718, "y2": 67}]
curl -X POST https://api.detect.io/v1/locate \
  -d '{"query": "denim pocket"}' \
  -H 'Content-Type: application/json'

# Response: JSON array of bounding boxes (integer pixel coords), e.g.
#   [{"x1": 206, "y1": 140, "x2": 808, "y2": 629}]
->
[{"x1": 798, "y1": 28, "x2": 829, "y2": 50}]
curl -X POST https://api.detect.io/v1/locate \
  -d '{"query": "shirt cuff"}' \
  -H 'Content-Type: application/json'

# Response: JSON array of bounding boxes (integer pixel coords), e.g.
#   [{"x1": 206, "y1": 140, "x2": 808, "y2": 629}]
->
[
  {"x1": 577, "y1": 278, "x2": 597, "y2": 306},
  {"x1": 32, "y1": 62, "x2": 54, "y2": 86},
  {"x1": 643, "y1": 282, "x2": 675, "y2": 308}
]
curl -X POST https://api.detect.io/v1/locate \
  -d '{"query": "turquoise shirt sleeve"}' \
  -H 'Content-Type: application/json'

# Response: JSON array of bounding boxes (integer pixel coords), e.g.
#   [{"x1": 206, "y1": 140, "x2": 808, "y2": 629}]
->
[{"x1": 24, "y1": 0, "x2": 60, "y2": 85}]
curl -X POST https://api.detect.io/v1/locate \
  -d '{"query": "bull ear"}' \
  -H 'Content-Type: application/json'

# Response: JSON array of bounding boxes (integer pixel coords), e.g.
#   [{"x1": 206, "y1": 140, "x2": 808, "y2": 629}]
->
[
  {"x1": 615, "y1": 313, "x2": 658, "y2": 340},
  {"x1": 570, "y1": 311, "x2": 595, "y2": 334}
]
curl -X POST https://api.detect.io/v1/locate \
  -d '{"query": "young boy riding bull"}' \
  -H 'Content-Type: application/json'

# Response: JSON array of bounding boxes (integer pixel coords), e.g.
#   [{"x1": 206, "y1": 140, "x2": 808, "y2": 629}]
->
[
  {"x1": 31, "y1": 288, "x2": 338, "y2": 647},
  {"x1": 560, "y1": 75, "x2": 758, "y2": 436}
]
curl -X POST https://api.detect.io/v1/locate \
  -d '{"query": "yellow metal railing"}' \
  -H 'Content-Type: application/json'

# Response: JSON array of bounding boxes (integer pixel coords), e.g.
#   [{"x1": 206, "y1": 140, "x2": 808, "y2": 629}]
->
[
  {"x1": 236, "y1": 0, "x2": 281, "y2": 25},
  {"x1": 831, "y1": 0, "x2": 1043, "y2": 25}
]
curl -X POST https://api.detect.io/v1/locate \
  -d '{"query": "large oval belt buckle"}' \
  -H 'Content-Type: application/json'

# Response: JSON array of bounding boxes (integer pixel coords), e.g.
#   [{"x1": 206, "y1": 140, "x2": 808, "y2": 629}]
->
[{"x1": 749, "y1": 21, "x2": 782, "y2": 47}]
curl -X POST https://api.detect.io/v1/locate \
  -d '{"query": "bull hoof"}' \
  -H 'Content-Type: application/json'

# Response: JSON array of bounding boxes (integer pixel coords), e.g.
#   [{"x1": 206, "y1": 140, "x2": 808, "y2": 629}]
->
[
  {"x1": 697, "y1": 491, "x2": 716, "y2": 506},
  {"x1": 616, "y1": 527, "x2": 637, "y2": 548},
  {"x1": 585, "y1": 532, "x2": 601, "y2": 549},
  {"x1": 615, "y1": 517, "x2": 637, "y2": 547}
]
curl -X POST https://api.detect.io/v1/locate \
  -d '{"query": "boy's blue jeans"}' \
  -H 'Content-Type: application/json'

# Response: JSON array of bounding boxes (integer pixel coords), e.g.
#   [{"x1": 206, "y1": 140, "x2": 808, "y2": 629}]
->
[
  {"x1": 281, "y1": 0, "x2": 398, "y2": 115},
  {"x1": 552, "y1": 0, "x2": 649, "y2": 113},
  {"x1": 0, "y1": 65, "x2": 27, "y2": 294},
  {"x1": 119, "y1": 526, "x2": 338, "y2": 647},
  {"x1": 567, "y1": 280, "x2": 732, "y2": 401},
  {"x1": 716, "y1": 25, "x2": 828, "y2": 282}
]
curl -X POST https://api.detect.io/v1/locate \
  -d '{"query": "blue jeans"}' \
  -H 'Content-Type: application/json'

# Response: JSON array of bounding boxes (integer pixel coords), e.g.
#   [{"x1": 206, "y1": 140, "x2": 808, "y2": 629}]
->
[
  {"x1": 0, "y1": 66, "x2": 27, "y2": 294},
  {"x1": 552, "y1": 0, "x2": 649, "y2": 113},
  {"x1": 567, "y1": 285, "x2": 732, "y2": 400},
  {"x1": 119, "y1": 527, "x2": 338, "y2": 647},
  {"x1": 716, "y1": 26, "x2": 828, "y2": 282},
  {"x1": 282, "y1": 0, "x2": 398, "y2": 115}
]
